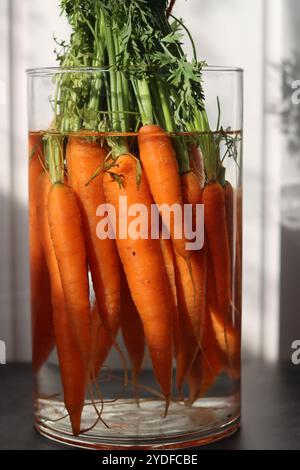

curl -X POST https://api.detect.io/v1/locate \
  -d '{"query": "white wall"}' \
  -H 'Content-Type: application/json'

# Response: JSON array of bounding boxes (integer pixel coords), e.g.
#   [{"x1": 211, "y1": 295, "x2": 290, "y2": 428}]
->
[
  {"x1": 0, "y1": 0, "x2": 68, "y2": 360},
  {"x1": 0, "y1": 0, "x2": 289, "y2": 361},
  {"x1": 0, "y1": 0, "x2": 13, "y2": 361}
]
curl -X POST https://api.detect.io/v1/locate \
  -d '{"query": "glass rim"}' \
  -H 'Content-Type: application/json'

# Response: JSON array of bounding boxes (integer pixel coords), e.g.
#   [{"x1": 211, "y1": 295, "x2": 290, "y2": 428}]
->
[{"x1": 26, "y1": 65, "x2": 244, "y2": 77}]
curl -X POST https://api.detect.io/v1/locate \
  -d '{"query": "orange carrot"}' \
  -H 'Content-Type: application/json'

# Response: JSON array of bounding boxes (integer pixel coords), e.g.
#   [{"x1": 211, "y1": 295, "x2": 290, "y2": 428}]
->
[
  {"x1": 181, "y1": 171, "x2": 203, "y2": 207},
  {"x1": 188, "y1": 305, "x2": 224, "y2": 403},
  {"x1": 188, "y1": 145, "x2": 205, "y2": 189},
  {"x1": 206, "y1": 249, "x2": 219, "y2": 314},
  {"x1": 160, "y1": 237, "x2": 180, "y2": 356},
  {"x1": 206, "y1": 235, "x2": 240, "y2": 380},
  {"x1": 29, "y1": 134, "x2": 54, "y2": 372},
  {"x1": 176, "y1": 306, "x2": 199, "y2": 393},
  {"x1": 202, "y1": 182, "x2": 231, "y2": 319},
  {"x1": 223, "y1": 182, "x2": 242, "y2": 379},
  {"x1": 66, "y1": 137, "x2": 120, "y2": 337},
  {"x1": 175, "y1": 247, "x2": 207, "y2": 391},
  {"x1": 120, "y1": 272, "x2": 145, "y2": 384},
  {"x1": 235, "y1": 186, "x2": 243, "y2": 317},
  {"x1": 224, "y1": 182, "x2": 234, "y2": 271},
  {"x1": 236, "y1": 187, "x2": 243, "y2": 264},
  {"x1": 160, "y1": 238, "x2": 178, "y2": 309},
  {"x1": 181, "y1": 170, "x2": 203, "y2": 235},
  {"x1": 175, "y1": 249, "x2": 206, "y2": 387},
  {"x1": 175, "y1": 172, "x2": 206, "y2": 389},
  {"x1": 36, "y1": 172, "x2": 85, "y2": 435},
  {"x1": 178, "y1": 171, "x2": 206, "y2": 337},
  {"x1": 186, "y1": 183, "x2": 229, "y2": 400},
  {"x1": 103, "y1": 154, "x2": 173, "y2": 407},
  {"x1": 48, "y1": 183, "x2": 91, "y2": 366},
  {"x1": 90, "y1": 303, "x2": 114, "y2": 380},
  {"x1": 138, "y1": 124, "x2": 188, "y2": 259},
  {"x1": 210, "y1": 311, "x2": 240, "y2": 380},
  {"x1": 187, "y1": 350, "x2": 202, "y2": 404},
  {"x1": 188, "y1": 246, "x2": 225, "y2": 403},
  {"x1": 231, "y1": 188, "x2": 242, "y2": 379}
]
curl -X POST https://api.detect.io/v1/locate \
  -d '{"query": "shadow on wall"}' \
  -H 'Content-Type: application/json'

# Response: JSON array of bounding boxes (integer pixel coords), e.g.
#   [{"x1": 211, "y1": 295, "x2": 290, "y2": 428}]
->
[
  {"x1": 0, "y1": 191, "x2": 30, "y2": 362},
  {"x1": 280, "y1": 218, "x2": 300, "y2": 360},
  {"x1": 274, "y1": 54, "x2": 300, "y2": 359}
]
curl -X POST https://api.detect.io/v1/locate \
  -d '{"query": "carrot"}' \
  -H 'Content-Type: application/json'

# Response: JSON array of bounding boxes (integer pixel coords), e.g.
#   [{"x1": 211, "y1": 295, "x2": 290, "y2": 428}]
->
[
  {"x1": 187, "y1": 190, "x2": 227, "y2": 403},
  {"x1": 36, "y1": 172, "x2": 85, "y2": 435},
  {"x1": 188, "y1": 145, "x2": 205, "y2": 189},
  {"x1": 181, "y1": 171, "x2": 203, "y2": 207},
  {"x1": 187, "y1": 350, "x2": 202, "y2": 404},
  {"x1": 181, "y1": 170, "x2": 203, "y2": 234},
  {"x1": 236, "y1": 187, "x2": 243, "y2": 266},
  {"x1": 230, "y1": 188, "x2": 242, "y2": 379},
  {"x1": 90, "y1": 303, "x2": 114, "y2": 380},
  {"x1": 66, "y1": 137, "x2": 120, "y2": 337},
  {"x1": 206, "y1": 233, "x2": 240, "y2": 380},
  {"x1": 175, "y1": 249, "x2": 206, "y2": 390},
  {"x1": 235, "y1": 186, "x2": 243, "y2": 317},
  {"x1": 224, "y1": 182, "x2": 234, "y2": 273},
  {"x1": 179, "y1": 171, "x2": 206, "y2": 337},
  {"x1": 176, "y1": 306, "x2": 199, "y2": 393},
  {"x1": 206, "y1": 249, "x2": 219, "y2": 315},
  {"x1": 175, "y1": 171, "x2": 206, "y2": 389},
  {"x1": 120, "y1": 272, "x2": 145, "y2": 384},
  {"x1": 188, "y1": 247, "x2": 224, "y2": 403},
  {"x1": 160, "y1": 238, "x2": 178, "y2": 309},
  {"x1": 160, "y1": 237, "x2": 180, "y2": 356},
  {"x1": 202, "y1": 182, "x2": 231, "y2": 319},
  {"x1": 175, "y1": 245, "x2": 207, "y2": 391},
  {"x1": 103, "y1": 154, "x2": 173, "y2": 407},
  {"x1": 138, "y1": 124, "x2": 188, "y2": 259},
  {"x1": 48, "y1": 183, "x2": 91, "y2": 366},
  {"x1": 210, "y1": 311, "x2": 241, "y2": 380},
  {"x1": 29, "y1": 134, "x2": 54, "y2": 372},
  {"x1": 223, "y1": 182, "x2": 242, "y2": 379},
  {"x1": 188, "y1": 305, "x2": 224, "y2": 403},
  {"x1": 206, "y1": 244, "x2": 228, "y2": 345}
]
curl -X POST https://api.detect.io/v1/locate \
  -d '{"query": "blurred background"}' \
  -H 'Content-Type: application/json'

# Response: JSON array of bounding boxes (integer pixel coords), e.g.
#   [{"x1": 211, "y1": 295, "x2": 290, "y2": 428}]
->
[{"x1": 0, "y1": 0, "x2": 300, "y2": 364}]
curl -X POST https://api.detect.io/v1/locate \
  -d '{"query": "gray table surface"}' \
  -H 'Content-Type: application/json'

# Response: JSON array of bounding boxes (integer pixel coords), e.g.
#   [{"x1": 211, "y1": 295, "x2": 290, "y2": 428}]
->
[{"x1": 0, "y1": 361, "x2": 300, "y2": 450}]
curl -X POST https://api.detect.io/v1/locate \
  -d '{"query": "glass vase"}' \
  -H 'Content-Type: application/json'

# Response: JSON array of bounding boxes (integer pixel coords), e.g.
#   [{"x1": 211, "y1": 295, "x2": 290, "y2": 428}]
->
[{"x1": 27, "y1": 66, "x2": 243, "y2": 449}]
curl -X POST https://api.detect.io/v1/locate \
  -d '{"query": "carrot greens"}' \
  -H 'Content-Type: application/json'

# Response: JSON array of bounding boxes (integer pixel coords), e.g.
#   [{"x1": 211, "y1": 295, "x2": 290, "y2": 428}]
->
[{"x1": 50, "y1": 0, "x2": 230, "y2": 181}]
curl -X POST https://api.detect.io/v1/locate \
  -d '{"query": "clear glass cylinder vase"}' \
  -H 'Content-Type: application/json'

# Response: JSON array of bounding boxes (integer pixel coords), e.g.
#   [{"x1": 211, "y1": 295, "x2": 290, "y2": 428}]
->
[{"x1": 27, "y1": 66, "x2": 243, "y2": 449}]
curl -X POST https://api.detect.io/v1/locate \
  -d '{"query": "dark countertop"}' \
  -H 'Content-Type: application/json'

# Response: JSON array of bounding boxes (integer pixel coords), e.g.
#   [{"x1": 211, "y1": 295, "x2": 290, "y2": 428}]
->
[{"x1": 0, "y1": 361, "x2": 300, "y2": 450}]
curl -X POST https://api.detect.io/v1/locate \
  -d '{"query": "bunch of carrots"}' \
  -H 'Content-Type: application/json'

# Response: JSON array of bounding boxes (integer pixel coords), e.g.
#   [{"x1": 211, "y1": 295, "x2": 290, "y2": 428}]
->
[{"x1": 29, "y1": 0, "x2": 242, "y2": 435}]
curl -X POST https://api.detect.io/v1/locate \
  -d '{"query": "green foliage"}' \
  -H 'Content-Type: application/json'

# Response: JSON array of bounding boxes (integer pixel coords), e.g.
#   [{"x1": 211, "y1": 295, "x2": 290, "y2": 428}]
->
[
  {"x1": 102, "y1": 0, "x2": 205, "y2": 131},
  {"x1": 54, "y1": 0, "x2": 223, "y2": 176}
]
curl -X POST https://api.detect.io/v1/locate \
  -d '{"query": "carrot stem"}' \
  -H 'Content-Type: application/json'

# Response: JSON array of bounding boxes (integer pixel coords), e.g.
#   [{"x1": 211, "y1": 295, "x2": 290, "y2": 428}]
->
[
  {"x1": 46, "y1": 135, "x2": 65, "y2": 185},
  {"x1": 105, "y1": 17, "x2": 119, "y2": 131}
]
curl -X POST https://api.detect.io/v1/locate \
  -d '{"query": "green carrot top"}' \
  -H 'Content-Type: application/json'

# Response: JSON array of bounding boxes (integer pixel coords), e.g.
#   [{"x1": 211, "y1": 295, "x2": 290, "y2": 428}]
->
[{"x1": 50, "y1": 0, "x2": 235, "y2": 182}]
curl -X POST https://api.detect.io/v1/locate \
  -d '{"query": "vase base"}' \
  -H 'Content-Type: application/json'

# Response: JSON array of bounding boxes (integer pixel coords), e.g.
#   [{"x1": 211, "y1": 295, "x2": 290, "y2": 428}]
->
[{"x1": 34, "y1": 396, "x2": 240, "y2": 450}]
